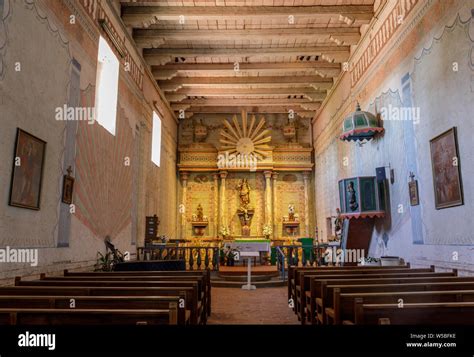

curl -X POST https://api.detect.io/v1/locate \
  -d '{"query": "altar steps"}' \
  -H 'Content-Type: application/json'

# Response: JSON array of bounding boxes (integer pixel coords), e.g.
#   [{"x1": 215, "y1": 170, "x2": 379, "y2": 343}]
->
[
  {"x1": 218, "y1": 265, "x2": 278, "y2": 276},
  {"x1": 211, "y1": 277, "x2": 286, "y2": 288},
  {"x1": 211, "y1": 269, "x2": 285, "y2": 288}
]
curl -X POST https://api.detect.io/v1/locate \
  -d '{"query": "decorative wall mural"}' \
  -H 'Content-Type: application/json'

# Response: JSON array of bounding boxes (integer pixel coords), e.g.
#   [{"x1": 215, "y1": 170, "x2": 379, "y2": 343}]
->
[
  {"x1": 430, "y1": 127, "x2": 464, "y2": 209},
  {"x1": 74, "y1": 88, "x2": 135, "y2": 238},
  {"x1": 9, "y1": 128, "x2": 46, "y2": 210},
  {"x1": 0, "y1": 0, "x2": 11, "y2": 80}
]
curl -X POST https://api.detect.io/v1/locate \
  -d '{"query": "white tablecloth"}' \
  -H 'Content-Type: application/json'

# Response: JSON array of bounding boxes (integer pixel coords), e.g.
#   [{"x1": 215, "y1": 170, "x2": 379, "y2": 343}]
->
[{"x1": 223, "y1": 242, "x2": 271, "y2": 253}]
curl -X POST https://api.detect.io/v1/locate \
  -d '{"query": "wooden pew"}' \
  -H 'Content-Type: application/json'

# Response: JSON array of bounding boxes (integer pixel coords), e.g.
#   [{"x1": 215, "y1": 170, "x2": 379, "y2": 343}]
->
[
  {"x1": 297, "y1": 270, "x2": 456, "y2": 324},
  {"x1": 63, "y1": 269, "x2": 212, "y2": 316},
  {"x1": 289, "y1": 265, "x2": 416, "y2": 310},
  {"x1": 288, "y1": 264, "x2": 411, "y2": 300},
  {"x1": 310, "y1": 280, "x2": 474, "y2": 325},
  {"x1": 15, "y1": 277, "x2": 206, "y2": 324},
  {"x1": 331, "y1": 289, "x2": 474, "y2": 325},
  {"x1": 291, "y1": 266, "x2": 434, "y2": 317},
  {"x1": 0, "y1": 295, "x2": 188, "y2": 325},
  {"x1": 0, "y1": 307, "x2": 177, "y2": 325},
  {"x1": 0, "y1": 285, "x2": 200, "y2": 324},
  {"x1": 312, "y1": 276, "x2": 474, "y2": 324},
  {"x1": 354, "y1": 300, "x2": 474, "y2": 325},
  {"x1": 45, "y1": 273, "x2": 210, "y2": 319}
]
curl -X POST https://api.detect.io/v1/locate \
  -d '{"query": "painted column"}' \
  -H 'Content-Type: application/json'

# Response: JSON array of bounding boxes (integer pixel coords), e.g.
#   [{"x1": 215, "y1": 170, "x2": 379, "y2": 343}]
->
[
  {"x1": 272, "y1": 172, "x2": 279, "y2": 240},
  {"x1": 302, "y1": 171, "x2": 310, "y2": 237},
  {"x1": 219, "y1": 171, "x2": 228, "y2": 228},
  {"x1": 180, "y1": 172, "x2": 189, "y2": 240},
  {"x1": 263, "y1": 171, "x2": 273, "y2": 230},
  {"x1": 212, "y1": 172, "x2": 219, "y2": 237}
]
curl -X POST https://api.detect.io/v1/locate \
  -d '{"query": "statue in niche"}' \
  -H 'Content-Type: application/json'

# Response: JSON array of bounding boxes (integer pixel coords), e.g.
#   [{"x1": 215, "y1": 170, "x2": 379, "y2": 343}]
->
[
  {"x1": 286, "y1": 204, "x2": 299, "y2": 222},
  {"x1": 348, "y1": 181, "x2": 359, "y2": 211},
  {"x1": 334, "y1": 208, "x2": 343, "y2": 239},
  {"x1": 288, "y1": 204, "x2": 295, "y2": 221},
  {"x1": 236, "y1": 178, "x2": 251, "y2": 210},
  {"x1": 196, "y1": 204, "x2": 204, "y2": 221},
  {"x1": 236, "y1": 179, "x2": 254, "y2": 235}
]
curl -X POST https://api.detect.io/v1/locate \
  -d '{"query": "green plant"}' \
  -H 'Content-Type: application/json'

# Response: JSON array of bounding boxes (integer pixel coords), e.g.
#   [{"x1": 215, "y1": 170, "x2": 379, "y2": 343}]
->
[{"x1": 94, "y1": 251, "x2": 113, "y2": 271}]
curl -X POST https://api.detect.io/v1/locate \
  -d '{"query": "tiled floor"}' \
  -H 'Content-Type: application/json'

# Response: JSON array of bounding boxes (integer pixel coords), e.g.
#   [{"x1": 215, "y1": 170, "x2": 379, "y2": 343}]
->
[{"x1": 207, "y1": 286, "x2": 299, "y2": 325}]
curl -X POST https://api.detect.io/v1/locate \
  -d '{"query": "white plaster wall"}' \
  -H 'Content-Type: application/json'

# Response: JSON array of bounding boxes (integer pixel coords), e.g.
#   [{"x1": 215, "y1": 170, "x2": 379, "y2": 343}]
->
[
  {"x1": 314, "y1": 2, "x2": 474, "y2": 273},
  {"x1": 0, "y1": 1, "x2": 141, "y2": 284},
  {"x1": 0, "y1": 1, "x2": 70, "y2": 248}
]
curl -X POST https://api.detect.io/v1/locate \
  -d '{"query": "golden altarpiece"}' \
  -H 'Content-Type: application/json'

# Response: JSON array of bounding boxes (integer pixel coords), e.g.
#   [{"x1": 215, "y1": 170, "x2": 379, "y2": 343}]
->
[{"x1": 177, "y1": 111, "x2": 315, "y2": 249}]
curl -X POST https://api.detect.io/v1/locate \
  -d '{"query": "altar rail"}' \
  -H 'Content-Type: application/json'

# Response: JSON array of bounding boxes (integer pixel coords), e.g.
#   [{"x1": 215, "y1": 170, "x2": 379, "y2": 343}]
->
[
  {"x1": 276, "y1": 244, "x2": 331, "y2": 280},
  {"x1": 137, "y1": 246, "x2": 220, "y2": 271},
  {"x1": 137, "y1": 243, "x2": 332, "y2": 273}
]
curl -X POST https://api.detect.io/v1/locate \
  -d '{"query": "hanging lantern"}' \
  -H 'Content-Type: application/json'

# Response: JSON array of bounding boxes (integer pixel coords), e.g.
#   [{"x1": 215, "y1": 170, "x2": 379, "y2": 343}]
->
[{"x1": 339, "y1": 102, "x2": 384, "y2": 142}]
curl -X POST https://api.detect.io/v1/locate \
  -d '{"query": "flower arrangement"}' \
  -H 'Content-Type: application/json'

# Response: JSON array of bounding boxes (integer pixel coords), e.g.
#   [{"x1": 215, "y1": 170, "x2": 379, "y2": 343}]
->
[
  {"x1": 219, "y1": 226, "x2": 231, "y2": 238},
  {"x1": 262, "y1": 224, "x2": 272, "y2": 236},
  {"x1": 358, "y1": 256, "x2": 381, "y2": 266}
]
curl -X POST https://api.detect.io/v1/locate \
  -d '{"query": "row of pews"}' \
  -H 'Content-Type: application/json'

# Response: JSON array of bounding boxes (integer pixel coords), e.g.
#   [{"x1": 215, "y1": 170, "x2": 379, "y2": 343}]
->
[
  {"x1": 288, "y1": 264, "x2": 474, "y2": 325},
  {"x1": 0, "y1": 269, "x2": 211, "y2": 325}
]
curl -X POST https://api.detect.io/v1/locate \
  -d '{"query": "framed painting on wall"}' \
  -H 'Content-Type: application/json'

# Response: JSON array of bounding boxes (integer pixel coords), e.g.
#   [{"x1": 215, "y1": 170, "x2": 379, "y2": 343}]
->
[
  {"x1": 409, "y1": 180, "x2": 420, "y2": 206},
  {"x1": 429, "y1": 127, "x2": 463, "y2": 209},
  {"x1": 9, "y1": 128, "x2": 47, "y2": 210},
  {"x1": 61, "y1": 166, "x2": 75, "y2": 205}
]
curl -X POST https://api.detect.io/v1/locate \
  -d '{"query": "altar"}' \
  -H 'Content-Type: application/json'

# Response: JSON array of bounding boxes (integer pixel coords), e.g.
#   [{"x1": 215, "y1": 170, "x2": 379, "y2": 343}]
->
[
  {"x1": 176, "y1": 110, "x2": 315, "y2": 242},
  {"x1": 223, "y1": 239, "x2": 271, "y2": 254}
]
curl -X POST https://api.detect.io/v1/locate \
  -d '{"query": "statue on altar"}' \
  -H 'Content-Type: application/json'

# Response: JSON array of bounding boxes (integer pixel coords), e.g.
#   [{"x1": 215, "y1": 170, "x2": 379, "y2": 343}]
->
[
  {"x1": 236, "y1": 178, "x2": 254, "y2": 236},
  {"x1": 196, "y1": 204, "x2": 204, "y2": 221},
  {"x1": 236, "y1": 178, "x2": 251, "y2": 209},
  {"x1": 286, "y1": 204, "x2": 299, "y2": 222},
  {"x1": 191, "y1": 204, "x2": 208, "y2": 236},
  {"x1": 283, "y1": 204, "x2": 300, "y2": 236}
]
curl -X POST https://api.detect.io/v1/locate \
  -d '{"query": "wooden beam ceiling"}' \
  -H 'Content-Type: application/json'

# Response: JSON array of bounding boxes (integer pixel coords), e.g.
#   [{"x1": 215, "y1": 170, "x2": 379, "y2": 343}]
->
[
  {"x1": 165, "y1": 88, "x2": 327, "y2": 102},
  {"x1": 144, "y1": 46, "x2": 350, "y2": 65},
  {"x1": 134, "y1": 28, "x2": 361, "y2": 46},
  {"x1": 152, "y1": 62, "x2": 340, "y2": 77},
  {"x1": 122, "y1": 5, "x2": 374, "y2": 27},
  {"x1": 120, "y1": 1, "x2": 375, "y2": 119},
  {"x1": 158, "y1": 76, "x2": 333, "y2": 92},
  {"x1": 174, "y1": 105, "x2": 317, "y2": 118}
]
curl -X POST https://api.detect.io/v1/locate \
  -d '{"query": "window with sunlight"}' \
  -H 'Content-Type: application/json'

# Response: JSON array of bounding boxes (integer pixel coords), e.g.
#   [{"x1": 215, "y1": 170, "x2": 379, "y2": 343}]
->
[
  {"x1": 151, "y1": 111, "x2": 162, "y2": 167},
  {"x1": 94, "y1": 36, "x2": 119, "y2": 136}
]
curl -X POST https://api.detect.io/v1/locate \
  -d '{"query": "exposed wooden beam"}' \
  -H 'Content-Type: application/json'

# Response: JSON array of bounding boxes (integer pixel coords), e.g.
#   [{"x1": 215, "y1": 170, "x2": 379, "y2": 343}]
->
[
  {"x1": 134, "y1": 27, "x2": 361, "y2": 46},
  {"x1": 172, "y1": 105, "x2": 318, "y2": 115},
  {"x1": 175, "y1": 98, "x2": 317, "y2": 107},
  {"x1": 152, "y1": 62, "x2": 341, "y2": 80},
  {"x1": 144, "y1": 46, "x2": 350, "y2": 65},
  {"x1": 158, "y1": 76, "x2": 333, "y2": 92},
  {"x1": 165, "y1": 87, "x2": 327, "y2": 102},
  {"x1": 122, "y1": 5, "x2": 374, "y2": 27}
]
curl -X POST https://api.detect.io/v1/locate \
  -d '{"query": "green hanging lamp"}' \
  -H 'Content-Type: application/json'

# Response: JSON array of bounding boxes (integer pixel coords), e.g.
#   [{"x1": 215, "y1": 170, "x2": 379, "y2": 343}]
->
[{"x1": 339, "y1": 102, "x2": 384, "y2": 142}]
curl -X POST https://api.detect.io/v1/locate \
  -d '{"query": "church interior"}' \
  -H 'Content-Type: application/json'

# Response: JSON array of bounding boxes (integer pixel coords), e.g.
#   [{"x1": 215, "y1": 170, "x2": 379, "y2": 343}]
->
[{"x1": 0, "y1": 0, "x2": 474, "y2": 352}]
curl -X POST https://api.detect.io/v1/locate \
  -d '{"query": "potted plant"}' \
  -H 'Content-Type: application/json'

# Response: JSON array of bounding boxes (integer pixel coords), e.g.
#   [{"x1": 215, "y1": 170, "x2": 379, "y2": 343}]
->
[{"x1": 94, "y1": 251, "x2": 113, "y2": 271}]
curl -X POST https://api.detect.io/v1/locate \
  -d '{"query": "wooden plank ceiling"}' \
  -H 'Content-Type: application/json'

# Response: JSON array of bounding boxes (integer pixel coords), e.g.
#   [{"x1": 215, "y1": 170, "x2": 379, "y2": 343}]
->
[{"x1": 120, "y1": 0, "x2": 375, "y2": 119}]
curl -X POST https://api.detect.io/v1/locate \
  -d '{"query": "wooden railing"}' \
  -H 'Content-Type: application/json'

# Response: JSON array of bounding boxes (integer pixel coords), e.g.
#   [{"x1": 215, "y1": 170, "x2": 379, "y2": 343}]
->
[
  {"x1": 137, "y1": 245, "x2": 220, "y2": 271},
  {"x1": 137, "y1": 242, "x2": 336, "y2": 272},
  {"x1": 277, "y1": 244, "x2": 329, "y2": 269}
]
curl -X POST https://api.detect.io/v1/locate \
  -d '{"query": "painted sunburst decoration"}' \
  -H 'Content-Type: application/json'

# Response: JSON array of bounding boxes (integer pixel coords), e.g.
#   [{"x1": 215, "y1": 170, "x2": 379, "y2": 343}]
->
[{"x1": 220, "y1": 110, "x2": 272, "y2": 159}]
